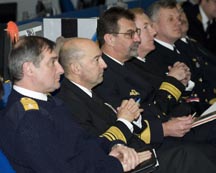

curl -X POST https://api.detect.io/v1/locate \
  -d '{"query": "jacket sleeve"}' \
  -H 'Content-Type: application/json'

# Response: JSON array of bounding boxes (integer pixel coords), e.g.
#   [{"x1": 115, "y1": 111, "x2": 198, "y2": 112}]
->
[{"x1": 0, "y1": 109, "x2": 123, "y2": 173}]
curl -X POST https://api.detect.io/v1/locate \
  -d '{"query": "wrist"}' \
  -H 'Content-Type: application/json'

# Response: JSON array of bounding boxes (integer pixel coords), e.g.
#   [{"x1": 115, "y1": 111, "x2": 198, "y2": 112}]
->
[{"x1": 111, "y1": 143, "x2": 125, "y2": 150}]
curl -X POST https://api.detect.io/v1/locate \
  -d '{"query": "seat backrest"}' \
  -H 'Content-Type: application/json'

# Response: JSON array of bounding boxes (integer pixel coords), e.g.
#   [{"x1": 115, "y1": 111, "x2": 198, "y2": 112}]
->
[
  {"x1": 0, "y1": 150, "x2": 15, "y2": 173},
  {"x1": 60, "y1": 0, "x2": 74, "y2": 12},
  {"x1": 0, "y1": 81, "x2": 12, "y2": 109}
]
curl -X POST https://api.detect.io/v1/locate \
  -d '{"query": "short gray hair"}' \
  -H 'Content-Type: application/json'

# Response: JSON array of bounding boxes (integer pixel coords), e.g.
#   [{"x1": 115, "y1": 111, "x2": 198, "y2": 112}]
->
[
  {"x1": 9, "y1": 36, "x2": 55, "y2": 82},
  {"x1": 147, "y1": 0, "x2": 177, "y2": 22}
]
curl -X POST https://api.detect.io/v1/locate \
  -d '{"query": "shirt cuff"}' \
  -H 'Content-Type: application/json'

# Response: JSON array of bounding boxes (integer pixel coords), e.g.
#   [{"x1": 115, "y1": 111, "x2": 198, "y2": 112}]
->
[
  {"x1": 117, "y1": 118, "x2": 134, "y2": 133},
  {"x1": 132, "y1": 115, "x2": 142, "y2": 128},
  {"x1": 185, "y1": 80, "x2": 195, "y2": 91}
]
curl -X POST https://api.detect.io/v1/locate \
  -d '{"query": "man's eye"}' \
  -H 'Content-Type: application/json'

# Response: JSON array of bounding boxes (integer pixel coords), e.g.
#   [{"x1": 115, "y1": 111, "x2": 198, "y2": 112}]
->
[{"x1": 143, "y1": 25, "x2": 148, "y2": 29}]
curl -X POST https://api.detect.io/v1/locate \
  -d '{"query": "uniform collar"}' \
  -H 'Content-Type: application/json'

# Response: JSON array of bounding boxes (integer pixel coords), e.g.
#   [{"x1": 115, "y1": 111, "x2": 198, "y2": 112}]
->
[
  {"x1": 180, "y1": 37, "x2": 188, "y2": 43},
  {"x1": 70, "y1": 80, "x2": 92, "y2": 98},
  {"x1": 136, "y1": 56, "x2": 146, "y2": 62},
  {"x1": 154, "y1": 38, "x2": 175, "y2": 51},
  {"x1": 103, "y1": 52, "x2": 124, "y2": 66},
  {"x1": 13, "y1": 85, "x2": 48, "y2": 101}
]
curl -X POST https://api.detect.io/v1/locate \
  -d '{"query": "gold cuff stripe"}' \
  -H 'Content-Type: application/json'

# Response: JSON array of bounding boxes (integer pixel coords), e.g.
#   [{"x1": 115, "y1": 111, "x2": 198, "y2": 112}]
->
[
  {"x1": 209, "y1": 98, "x2": 216, "y2": 105},
  {"x1": 101, "y1": 132, "x2": 116, "y2": 141},
  {"x1": 101, "y1": 126, "x2": 127, "y2": 143},
  {"x1": 160, "y1": 82, "x2": 181, "y2": 100},
  {"x1": 140, "y1": 120, "x2": 151, "y2": 144}
]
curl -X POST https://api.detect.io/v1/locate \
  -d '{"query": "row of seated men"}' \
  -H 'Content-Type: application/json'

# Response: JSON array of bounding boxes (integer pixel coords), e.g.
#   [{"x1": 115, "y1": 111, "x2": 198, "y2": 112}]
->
[{"x1": 1, "y1": 1, "x2": 216, "y2": 173}]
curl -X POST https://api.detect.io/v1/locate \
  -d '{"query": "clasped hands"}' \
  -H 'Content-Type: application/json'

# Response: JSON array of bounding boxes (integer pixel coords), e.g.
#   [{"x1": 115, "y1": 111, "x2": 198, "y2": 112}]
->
[
  {"x1": 109, "y1": 144, "x2": 152, "y2": 172},
  {"x1": 168, "y1": 61, "x2": 191, "y2": 86},
  {"x1": 116, "y1": 98, "x2": 143, "y2": 122}
]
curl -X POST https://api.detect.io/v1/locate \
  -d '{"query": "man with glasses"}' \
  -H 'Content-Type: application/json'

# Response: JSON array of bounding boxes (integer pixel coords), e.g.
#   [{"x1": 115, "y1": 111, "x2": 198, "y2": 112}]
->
[
  {"x1": 56, "y1": 37, "x2": 216, "y2": 173},
  {"x1": 94, "y1": 6, "x2": 216, "y2": 161},
  {"x1": 0, "y1": 36, "x2": 146, "y2": 173},
  {"x1": 94, "y1": 6, "x2": 192, "y2": 147},
  {"x1": 183, "y1": 0, "x2": 216, "y2": 55}
]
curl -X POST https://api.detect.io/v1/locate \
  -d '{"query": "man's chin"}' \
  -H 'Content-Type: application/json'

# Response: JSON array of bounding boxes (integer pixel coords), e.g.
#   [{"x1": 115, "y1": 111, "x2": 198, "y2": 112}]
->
[
  {"x1": 52, "y1": 83, "x2": 61, "y2": 91},
  {"x1": 130, "y1": 51, "x2": 138, "y2": 58}
]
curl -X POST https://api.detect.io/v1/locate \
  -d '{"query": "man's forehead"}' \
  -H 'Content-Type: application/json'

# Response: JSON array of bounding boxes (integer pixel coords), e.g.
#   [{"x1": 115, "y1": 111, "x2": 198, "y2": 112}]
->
[
  {"x1": 140, "y1": 14, "x2": 151, "y2": 23},
  {"x1": 42, "y1": 49, "x2": 58, "y2": 59},
  {"x1": 118, "y1": 18, "x2": 136, "y2": 29},
  {"x1": 160, "y1": 7, "x2": 179, "y2": 15}
]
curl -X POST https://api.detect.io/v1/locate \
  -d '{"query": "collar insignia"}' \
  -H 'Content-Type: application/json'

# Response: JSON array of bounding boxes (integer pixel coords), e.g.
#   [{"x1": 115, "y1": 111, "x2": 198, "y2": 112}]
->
[
  {"x1": 197, "y1": 13, "x2": 202, "y2": 23},
  {"x1": 129, "y1": 89, "x2": 140, "y2": 96}
]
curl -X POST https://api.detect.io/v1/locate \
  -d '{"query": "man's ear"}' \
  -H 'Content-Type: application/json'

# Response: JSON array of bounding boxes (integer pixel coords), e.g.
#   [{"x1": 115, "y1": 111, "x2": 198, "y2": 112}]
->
[
  {"x1": 70, "y1": 62, "x2": 81, "y2": 75},
  {"x1": 104, "y1": 33, "x2": 115, "y2": 46},
  {"x1": 22, "y1": 61, "x2": 34, "y2": 77}
]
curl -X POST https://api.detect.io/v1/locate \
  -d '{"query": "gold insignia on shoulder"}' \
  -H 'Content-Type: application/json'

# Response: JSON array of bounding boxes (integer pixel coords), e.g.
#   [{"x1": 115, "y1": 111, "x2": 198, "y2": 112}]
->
[
  {"x1": 197, "y1": 13, "x2": 202, "y2": 23},
  {"x1": 192, "y1": 58, "x2": 197, "y2": 62},
  {"x1": 20, "y1": 97, "x2": 39, "y2": 111},
  {"x1": 129, "y1": 89, "x2": 140, "y2": 96},
  {"x1": 4, "y1": 80, "x2": 11, "y2": 83}
]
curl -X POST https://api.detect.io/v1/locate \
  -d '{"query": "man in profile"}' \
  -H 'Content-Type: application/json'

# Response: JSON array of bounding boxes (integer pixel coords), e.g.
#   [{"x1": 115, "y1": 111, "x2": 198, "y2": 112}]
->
[{"x1": 0, "y1": 36, "x2": 146, "y2": 173}]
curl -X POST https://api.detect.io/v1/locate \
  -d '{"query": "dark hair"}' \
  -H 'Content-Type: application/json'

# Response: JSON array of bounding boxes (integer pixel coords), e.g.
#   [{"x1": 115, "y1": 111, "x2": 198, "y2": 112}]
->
[
  {"x1": 97, "y1": 7, "x2": 135, "y2": 47},
  {"x1": 8, "y1": 36, "x2": 55, "y2": 82},
  {"x1": 147, "y1": 0, "x2": 177, "y2": 22}
]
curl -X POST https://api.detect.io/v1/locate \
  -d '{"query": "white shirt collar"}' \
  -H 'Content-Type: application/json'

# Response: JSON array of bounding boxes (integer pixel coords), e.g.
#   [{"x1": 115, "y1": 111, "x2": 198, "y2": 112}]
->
[
  {"x1": 154, "y1": 38, "x2": 175, "y2": 51},
  {"x1": 103, "y1": 52, "x2": 124, "y2": 66},
  {"x1": 199, "y1": 5, "x2": 210, "y2": 31},
  {"x1": 136, "y1": 56, "x2": 146, "y2": 62},
  {"x1": 13, "y1": 85, "x2": 48, "y2": 101},
  {"x1": 70, "y1": 81, "x2": 92, "y2": 97},
  {"x1": 180, "y1": 37, "x2": 188, "y2": 43}
]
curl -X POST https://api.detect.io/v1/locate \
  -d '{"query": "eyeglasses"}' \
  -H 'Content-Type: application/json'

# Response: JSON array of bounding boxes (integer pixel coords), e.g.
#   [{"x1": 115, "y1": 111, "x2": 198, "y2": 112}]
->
[{"x1": 110, "y1": 28, "x2": 141, "y2": 39}]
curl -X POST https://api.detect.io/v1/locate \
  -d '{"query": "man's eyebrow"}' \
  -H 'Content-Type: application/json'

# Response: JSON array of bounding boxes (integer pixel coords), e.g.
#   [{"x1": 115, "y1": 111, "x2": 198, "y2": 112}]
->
[
  {"x1": 50, "y1": 56, "x2": 59, "y2": 60},
  {"x1": 93, "y1": 55, "x2": 102, "y2": 59}
]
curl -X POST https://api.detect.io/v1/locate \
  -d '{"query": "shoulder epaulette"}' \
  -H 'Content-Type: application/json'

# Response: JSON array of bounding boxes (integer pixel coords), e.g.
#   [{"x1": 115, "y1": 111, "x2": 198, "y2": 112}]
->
[{"x1": 20, "y1": 97, "x2": 39, "y2": 111}]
